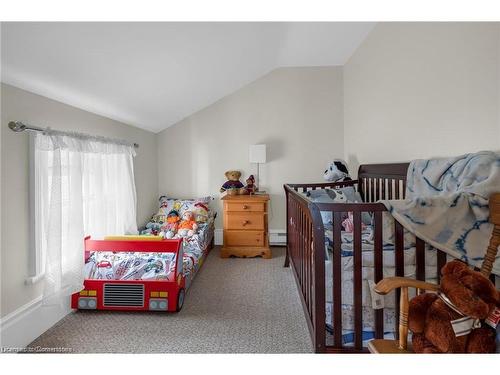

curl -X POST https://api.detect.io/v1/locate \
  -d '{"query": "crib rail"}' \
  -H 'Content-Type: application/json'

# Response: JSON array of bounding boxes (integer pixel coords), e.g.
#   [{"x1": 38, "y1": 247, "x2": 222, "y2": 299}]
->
[
  {"x1": 284, "y1": 162, "x2": 449, "y2": 353},
  {"x1": 284, "y1": 187, "x2": 322, "y2": 350}
]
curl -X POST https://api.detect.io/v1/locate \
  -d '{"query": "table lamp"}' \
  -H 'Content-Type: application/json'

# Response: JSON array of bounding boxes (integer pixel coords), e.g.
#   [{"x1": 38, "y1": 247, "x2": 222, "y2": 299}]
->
[{"x1": 249, "y1": 144, "x2": 267, "y2": 192}]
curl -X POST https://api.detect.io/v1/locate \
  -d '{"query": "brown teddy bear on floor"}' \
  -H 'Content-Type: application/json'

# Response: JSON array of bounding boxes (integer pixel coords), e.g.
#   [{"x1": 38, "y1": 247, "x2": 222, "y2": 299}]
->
[
  {"x1": 408, "y1": 260, "x2": 499, "y2": 353},
  {"x1": 220, "y1": 170, "x2": 245, "y2": 195}
]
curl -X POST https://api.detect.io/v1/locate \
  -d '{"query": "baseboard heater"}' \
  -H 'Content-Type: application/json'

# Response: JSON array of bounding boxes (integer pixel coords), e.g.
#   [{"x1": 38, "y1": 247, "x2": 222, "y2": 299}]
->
[
  {"x1": 215, "y1": 229, "x2": 286, "y2": 246},
  {"x1": 269, "y1": 230, "x2": 286, "y2": 246}
]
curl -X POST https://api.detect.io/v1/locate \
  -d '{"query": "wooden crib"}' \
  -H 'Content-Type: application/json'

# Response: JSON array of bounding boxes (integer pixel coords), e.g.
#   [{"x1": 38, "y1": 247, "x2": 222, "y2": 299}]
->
[{"x1": 284, "y1": 163, "x2": 499, "y2": 353}]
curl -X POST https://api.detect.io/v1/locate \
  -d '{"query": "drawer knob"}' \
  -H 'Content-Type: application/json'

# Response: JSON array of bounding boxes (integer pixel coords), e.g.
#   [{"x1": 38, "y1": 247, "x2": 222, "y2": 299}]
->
[
  {"x1": 243, "y1": 205, "x2": 249, "y2": 209},
  {"x1": 242, "y1": 220, "x2": 250, "y2": 226}
]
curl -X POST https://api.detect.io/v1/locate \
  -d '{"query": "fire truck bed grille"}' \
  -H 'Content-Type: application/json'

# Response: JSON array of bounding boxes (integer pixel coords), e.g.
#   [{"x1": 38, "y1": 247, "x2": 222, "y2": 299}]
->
[{"x1": 103, "y1": 284, "x2": 144, "y2": 307}]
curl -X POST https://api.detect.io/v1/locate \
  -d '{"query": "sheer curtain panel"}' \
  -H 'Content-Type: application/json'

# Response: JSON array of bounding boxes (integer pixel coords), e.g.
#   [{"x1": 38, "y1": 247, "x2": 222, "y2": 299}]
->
[{"x1": 34, "y1": 130, "x2": 137, "y2": 303}]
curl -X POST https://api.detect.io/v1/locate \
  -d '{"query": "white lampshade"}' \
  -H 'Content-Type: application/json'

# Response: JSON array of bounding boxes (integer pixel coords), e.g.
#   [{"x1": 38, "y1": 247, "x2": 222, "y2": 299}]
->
[{"x1": 249, "y1": 144, "x2": 267, "y2": 164}]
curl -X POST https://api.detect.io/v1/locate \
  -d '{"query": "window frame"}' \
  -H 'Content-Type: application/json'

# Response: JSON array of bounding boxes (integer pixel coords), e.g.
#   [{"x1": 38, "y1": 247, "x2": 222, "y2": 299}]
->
[{"x1": 26, "y1": 133, "x2": 44, "y2": 284}]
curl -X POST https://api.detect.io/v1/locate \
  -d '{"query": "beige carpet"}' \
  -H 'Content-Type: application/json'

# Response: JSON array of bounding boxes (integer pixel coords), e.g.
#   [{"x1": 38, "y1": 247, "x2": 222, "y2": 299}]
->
[{"x1": 28, "y1": 247, "x2": 313, "y2": 353}]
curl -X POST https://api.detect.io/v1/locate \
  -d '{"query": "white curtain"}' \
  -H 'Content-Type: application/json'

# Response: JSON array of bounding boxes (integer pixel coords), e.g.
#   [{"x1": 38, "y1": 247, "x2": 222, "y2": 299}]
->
[{"x1": 35, "y1": 130, "x2": 138, "y2": 304}]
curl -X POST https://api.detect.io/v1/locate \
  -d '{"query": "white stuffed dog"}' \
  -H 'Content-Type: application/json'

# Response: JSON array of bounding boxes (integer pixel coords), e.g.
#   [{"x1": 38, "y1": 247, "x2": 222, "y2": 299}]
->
[{"x1": 324, "y1": 159, "x2": 351, "y2": 182}]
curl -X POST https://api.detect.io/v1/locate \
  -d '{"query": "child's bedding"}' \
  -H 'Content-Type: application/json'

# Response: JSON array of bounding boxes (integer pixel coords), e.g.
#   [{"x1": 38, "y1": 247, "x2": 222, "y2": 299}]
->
[
  {"x1": 309, "y1": 204, "x2": 441, "y2": 347},
  {"x1": 322, "y1": 225, "x2": 440, "y2": 346},
  {"x1": 84, "y1": 251, "x2": 176, "y2": 281},
  {"x1": 325, "y1": 303, "x2": 397, "y2": 347},
  {"x1": 84, "y1": 220, "x2": 214, "y2": 285},
  {"x1": 181, "y1": 221, "x2": 214, "y2": 285}
]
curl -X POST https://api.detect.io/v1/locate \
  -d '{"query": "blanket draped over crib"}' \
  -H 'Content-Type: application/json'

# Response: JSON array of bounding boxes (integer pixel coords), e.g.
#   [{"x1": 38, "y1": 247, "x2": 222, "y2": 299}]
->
[{"x1": 381, "y1": 151, "x2": 500, "y2": 276}]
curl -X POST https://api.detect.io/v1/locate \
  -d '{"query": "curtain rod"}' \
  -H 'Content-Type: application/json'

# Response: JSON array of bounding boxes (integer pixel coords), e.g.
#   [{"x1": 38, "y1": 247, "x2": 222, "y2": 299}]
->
[{"x1": 8, "y1": 121, "x2": 139, "y2": 148}]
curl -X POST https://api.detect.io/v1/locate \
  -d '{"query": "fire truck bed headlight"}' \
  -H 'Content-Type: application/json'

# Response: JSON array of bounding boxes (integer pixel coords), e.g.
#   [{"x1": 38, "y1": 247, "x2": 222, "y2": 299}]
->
[
  {"x1": 149, "y1": 298, "x2": 168, "y2": 311},
  {"x1": 78, "y1": 297, "x2": 97, "y2": 310}
]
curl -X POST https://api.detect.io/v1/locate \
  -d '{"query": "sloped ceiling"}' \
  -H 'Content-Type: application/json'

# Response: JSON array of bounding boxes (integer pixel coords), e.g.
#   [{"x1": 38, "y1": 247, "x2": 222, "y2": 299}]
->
[{"x1": 1, "y1": 22, "x2": 375, "y2": 133}]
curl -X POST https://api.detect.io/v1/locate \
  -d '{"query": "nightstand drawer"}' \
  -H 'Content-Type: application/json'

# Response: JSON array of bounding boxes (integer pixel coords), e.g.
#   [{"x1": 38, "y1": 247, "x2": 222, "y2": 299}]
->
[
  {"x1": 225, "y1": 231, "x2": 265, "y2": 247},
  {"x1": 226, "y1": 212, "x2": 264, "y2": 230},
  {"x1": 226, "y1": 201, "x2": 265, "y2": 212}
]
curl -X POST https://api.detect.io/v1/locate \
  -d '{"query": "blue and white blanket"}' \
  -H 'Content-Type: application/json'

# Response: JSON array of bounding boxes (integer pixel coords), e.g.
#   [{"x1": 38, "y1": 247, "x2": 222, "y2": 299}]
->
[{"x1": 382, "y1": 151, "x2": 500, "y2": 275}]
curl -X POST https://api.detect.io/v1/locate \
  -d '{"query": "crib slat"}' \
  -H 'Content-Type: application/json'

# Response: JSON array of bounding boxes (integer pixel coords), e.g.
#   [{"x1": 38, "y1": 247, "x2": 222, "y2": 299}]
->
[
  {"x1": 437, "y1": 250, "x2": 447, "y2": 283},
  {"x1": 373, "y1": 211, "x2": 384, "y2": 339},
  {"x1": 388, "y1": 179, "x2": 393, "y2": 200},
  {"x1": 395, "y1": 180, "x2": 401, "y2": 199},
  {"x1": 381, "y1": 178, "x2": 386, "y2": 201},
  {"x1": 353, "y1": 211, "x2": 363, "y2": 350},
  {"x1": 363, "y1": 179, "x2": 367, "y2": 201},
  {"x1": 300, "y1": 210, "x2": 304, "y2": 294},
  {"x1": 362, "y1": 180, "x2": 366, "y2": 201},
  {"x1": 370, "y1": 178, "x2": 375, "y2": 202},
  {"x1": 307, "y1": 218, "x2": 312, "y2": 319},
  {"x1": 416, "y1": 237, "x2": 425, "y2": 281},
  {"x1": 305, "y1": 213, "x2": 309, "y2": 309},
  {"x1": 333, "y1": 212, "x2": 343, "y2": 347},
  {"x1": 303, "y1": 210, "x2": 306, "y2": 299},
  {"x1": 304, "y1": 211, "x2": 308, "y2": 311},
  {"x1": 394, "y1": 220, "x2": 405, "y2": 338}
]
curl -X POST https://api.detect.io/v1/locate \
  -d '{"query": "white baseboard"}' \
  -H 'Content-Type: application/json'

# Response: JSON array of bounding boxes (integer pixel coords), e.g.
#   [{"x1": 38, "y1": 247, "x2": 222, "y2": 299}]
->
[
  {"x1": 0, "y1": 295, "x2": 71, "y2": 348},
  {"x1": 214, "y1": 229, "x2": 286, "y2": 246}
]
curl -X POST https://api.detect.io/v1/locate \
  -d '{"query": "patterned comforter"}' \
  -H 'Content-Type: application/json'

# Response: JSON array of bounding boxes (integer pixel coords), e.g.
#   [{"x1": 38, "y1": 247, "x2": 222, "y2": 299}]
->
[{"x1": 84, "y1": 220, "x2": 214, "y2": 285}]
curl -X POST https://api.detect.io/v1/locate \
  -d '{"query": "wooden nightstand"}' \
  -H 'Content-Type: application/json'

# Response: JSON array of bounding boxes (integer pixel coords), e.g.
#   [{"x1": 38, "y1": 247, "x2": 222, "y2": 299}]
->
[{"x1": 220, "y1": 194, "x2": 271, "y2": 259}]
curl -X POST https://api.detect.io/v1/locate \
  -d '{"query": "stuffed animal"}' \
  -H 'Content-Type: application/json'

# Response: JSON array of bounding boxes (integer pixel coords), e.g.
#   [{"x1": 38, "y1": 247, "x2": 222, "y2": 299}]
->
[
  {"x1": 220, "y1": 170, "x2": 245, "y2": 194},
  {"x1": 159, "y1": 210, "x2": 180, "y2": 239},
  {"x1": 341, "y1": 212, "x2": 367, "y2": 233},
  {"x1": 242, "y1": 174, "x2": 257, "y2": 195},
  {"x1": 177, "y1": 211, "x2": 198, "y2": 238},
  {"x1": 159, "y1": 196, "x2": 169, "y2": 209},
  {"x1": 408, "y1": 260, "x2": 499, "y2": 353},
  {"x1": 144, "y1": 220, "x2": 162, "y2": 236},
  {"x1": 324, "y1": 159, "x2": 351, "y2": 182},
  {"x1": 194, "y1": 202, "x2": 209, "y2": 223}
]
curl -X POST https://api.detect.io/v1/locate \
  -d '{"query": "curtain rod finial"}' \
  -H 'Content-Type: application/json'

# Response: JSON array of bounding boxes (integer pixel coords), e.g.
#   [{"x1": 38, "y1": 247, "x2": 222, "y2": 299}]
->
[{"x1": 8, "y1": 121, "x2": 26, "y2": 132}]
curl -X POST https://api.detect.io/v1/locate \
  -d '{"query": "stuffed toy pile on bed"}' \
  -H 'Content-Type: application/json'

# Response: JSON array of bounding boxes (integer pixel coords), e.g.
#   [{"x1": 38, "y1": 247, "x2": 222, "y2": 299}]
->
[{"x1": 141, "y1": 195, "x2": 213, "y2": 240}]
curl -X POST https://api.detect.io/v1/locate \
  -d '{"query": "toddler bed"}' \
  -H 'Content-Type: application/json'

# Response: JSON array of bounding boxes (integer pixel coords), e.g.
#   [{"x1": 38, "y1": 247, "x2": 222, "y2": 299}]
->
[
  {"x1": 284, "y1": 161, "x2": 499, "y2": 353},
  {"x1": 71, "y1": 196, "x2": 215, "y2": 313}
]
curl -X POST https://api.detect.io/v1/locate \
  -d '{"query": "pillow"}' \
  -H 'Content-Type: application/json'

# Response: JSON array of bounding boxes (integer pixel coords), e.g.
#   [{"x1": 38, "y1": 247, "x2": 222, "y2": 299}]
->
[{"x1": 305, "y1": 187, "x2": 372, "y2": 225}]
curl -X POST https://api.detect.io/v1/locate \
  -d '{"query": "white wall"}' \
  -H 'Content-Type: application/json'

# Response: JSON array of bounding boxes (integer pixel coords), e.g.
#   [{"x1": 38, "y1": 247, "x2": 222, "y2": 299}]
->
[
  {"x1": 157, "y1": 67, "x2": 344, "y2": 230},
  {"x1": 0, "y1": 84, "x2": 158, "y2": 325},
  {"x1": 344, "y1": 22, "x2": 500, "y2": 173}
]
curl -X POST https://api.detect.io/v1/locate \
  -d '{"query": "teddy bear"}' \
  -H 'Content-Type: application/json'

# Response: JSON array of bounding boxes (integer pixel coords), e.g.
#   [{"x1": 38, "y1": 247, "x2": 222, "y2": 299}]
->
[
  {"x1": 159, "y1": 210, "x2": 180, "y2": 239},
  {"x1": 324, "y1": 159, "x2": 351, "y2": 182},
  {"x1": 408, "y1": 259, "x2": 499, "y2": 353},
  {"x1": 220, "y1": 170, "x2": 245, "y2": 195},
  {"x1": 241, "y1": 174, "x2": 257, "y2": 195},
  {"x1": 177, "y1": 211, "x2": 198, "y2": 238}
]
